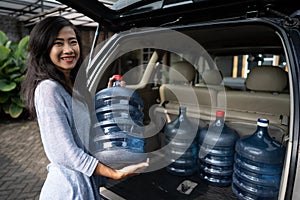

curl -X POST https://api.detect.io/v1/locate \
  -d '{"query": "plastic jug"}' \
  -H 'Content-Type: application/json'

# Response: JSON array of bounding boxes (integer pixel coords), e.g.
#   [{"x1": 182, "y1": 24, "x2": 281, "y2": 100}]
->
[
  {"x1": 232, "y1": 118, "x2": 285, "y2": 199},
  {"x1": 164, "y1": 106, "x2": 198, "y2": 176},
  {"x1": 198, "y1": 110, "x2": 239, "y2": 186},
  {"x1": 92, "y1": 75, "x2": 146, "y2": 168}
]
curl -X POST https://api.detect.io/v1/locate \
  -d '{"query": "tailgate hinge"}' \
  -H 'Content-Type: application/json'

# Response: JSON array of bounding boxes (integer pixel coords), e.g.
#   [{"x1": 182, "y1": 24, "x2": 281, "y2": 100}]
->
[{"x1": 265, "y1": 5, "x2": 298, "y2": 27}]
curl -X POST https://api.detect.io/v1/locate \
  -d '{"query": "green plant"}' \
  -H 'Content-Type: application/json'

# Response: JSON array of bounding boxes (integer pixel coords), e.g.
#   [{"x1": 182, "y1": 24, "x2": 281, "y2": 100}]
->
[{"x1": 0, "y1": 31, "x2": 29, "y2": 118}]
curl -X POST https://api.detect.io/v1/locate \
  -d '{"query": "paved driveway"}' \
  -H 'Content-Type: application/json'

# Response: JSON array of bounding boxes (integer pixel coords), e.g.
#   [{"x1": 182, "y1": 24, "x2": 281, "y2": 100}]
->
[{"x1": 0, "y1": 120, "x2": 48, "y2": 200}]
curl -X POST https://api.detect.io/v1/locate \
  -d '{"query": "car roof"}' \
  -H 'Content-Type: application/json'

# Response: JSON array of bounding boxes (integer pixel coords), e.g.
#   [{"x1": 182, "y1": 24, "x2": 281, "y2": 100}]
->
[{"x1": 59, "y1": 0, "x2": 300, "y2": 31}]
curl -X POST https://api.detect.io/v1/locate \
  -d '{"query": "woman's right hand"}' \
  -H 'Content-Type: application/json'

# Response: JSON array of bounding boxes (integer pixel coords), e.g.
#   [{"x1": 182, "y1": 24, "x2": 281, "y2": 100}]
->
[
  {"x1": 116, "y1": 158, "x2": 149, "y2": 179},
  {"x1": 94, "y1": 158, "x2": 149, "y2": 180}
]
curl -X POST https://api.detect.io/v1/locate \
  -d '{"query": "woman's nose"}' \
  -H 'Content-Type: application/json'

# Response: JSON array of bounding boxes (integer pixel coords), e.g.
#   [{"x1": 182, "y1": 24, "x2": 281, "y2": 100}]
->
[{"x1": 63, "y1": 44, "x2": 74, "y2": 53}]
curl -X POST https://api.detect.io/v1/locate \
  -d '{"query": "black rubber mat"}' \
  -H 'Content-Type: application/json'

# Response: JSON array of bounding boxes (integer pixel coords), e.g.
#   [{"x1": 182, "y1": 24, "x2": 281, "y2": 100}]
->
[{"x1": 103, "y1": 168, "x2": 237, "y2": 200}]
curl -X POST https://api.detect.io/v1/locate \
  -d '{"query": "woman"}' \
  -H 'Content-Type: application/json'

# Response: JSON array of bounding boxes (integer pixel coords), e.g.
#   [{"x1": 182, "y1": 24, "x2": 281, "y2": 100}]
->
[{"x1": 21, "y1": 16, "x2": 148, "y2": 199}]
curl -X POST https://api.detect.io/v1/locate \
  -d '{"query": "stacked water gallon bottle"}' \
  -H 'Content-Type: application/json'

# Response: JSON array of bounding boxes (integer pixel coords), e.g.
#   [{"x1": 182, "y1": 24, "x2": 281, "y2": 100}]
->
[
  {"x1": 232, "y1": 118, "x2": 286, "y2": 199},
  {"x1": 92, "y1": 75, "x2": 146, "y2": 168},
  {"x1": 198, "y1": 110, "x2": 239, "y2": 187},
  {"x1": 163, "y1": 107, "x2": 285, "y2": 198},
  {"x1": 164, "y1": 106, "x2": 199, "y2": 176}
]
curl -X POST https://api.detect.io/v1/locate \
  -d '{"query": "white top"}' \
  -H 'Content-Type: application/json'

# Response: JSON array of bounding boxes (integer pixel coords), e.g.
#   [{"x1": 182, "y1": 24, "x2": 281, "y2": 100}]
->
[{"x1": 35, "y1": 79, "x2": 101, "y2": 200}]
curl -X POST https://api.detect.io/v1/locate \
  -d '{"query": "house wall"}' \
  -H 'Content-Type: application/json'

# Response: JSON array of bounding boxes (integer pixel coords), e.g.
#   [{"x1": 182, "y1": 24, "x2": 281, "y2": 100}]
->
[
  {"x1": 0, "y1": 15, "x2": 114, "y2": 62},
  {"x1": 0, "y1": 15, "x2": 29, "y2": 42}
]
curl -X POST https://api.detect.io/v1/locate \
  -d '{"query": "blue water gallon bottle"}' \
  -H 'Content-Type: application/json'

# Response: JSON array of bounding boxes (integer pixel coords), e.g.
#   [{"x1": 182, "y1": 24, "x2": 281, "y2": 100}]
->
[
  {"x1": 92, "y1": 75, "x2": 146, "y2": 168},
  {"x1": 164, "y1": 106, "x2": 198, "y2": 176},
  {"x1": 232, "y1": 118, "x2": 285, "y2": 199},
  {"x1": 198, "y1": 110, "x2": 239, "y2": 187}
]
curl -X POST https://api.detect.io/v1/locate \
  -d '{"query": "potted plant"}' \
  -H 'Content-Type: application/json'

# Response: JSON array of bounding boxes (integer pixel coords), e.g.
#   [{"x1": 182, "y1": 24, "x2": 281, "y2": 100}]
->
[{"x1": 0, "y1": 31, "x2": 29, "y2": 118}]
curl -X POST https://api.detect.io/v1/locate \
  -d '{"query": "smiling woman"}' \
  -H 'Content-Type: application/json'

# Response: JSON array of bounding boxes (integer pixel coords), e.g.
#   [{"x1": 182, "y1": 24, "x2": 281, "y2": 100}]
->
[{"x1": 20, "y1": 16, "x2": 149, "y2": 200}]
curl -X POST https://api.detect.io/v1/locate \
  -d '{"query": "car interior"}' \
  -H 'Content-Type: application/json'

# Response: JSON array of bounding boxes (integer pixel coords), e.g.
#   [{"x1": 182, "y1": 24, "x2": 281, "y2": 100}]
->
[{"x1": 92, "y1": 19, "x2": 291, "y2": 199}]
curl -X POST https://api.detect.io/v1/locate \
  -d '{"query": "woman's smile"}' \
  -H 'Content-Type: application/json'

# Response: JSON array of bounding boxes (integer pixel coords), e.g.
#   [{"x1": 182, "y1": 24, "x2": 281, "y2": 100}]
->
[{"x1": 61, "y1": 56, "x2": 76, "y2": 63}]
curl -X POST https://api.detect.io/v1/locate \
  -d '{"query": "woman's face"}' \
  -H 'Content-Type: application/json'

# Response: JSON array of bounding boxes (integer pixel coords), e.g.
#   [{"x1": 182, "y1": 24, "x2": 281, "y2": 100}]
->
[{"x1": 49, "y1": 26, "x2": 80, "y2": 77}]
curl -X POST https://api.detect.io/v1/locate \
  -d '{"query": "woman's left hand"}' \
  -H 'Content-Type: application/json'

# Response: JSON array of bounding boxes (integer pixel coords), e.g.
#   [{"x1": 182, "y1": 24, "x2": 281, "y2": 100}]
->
[{"x1": 107, "y1": 76, "x2": 126, "y2": 88}]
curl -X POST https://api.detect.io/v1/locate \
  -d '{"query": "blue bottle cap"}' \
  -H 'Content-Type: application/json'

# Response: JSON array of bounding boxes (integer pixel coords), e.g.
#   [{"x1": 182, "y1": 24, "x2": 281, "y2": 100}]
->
[{"x1": 257, "y1": 118, "x2": 269, "y2": 127}]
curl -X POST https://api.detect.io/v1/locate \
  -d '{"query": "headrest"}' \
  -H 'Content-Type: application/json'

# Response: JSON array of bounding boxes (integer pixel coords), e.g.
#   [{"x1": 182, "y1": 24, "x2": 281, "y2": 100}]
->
[
  {"x1": 169, "y1": 61, "x2": 196, "y2": 83},
  {"x1": 202, "y1": 69, "x2": 223, "y2": 85},
  {"x1": 246, "y1": 66, "x2": 287, "y2": 92}
]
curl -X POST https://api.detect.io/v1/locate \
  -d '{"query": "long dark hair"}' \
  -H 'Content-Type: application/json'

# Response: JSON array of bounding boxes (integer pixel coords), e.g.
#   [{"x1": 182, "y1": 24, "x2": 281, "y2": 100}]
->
[{"x1": 21, "y1": 16, "x2": 84, "y2": 117}]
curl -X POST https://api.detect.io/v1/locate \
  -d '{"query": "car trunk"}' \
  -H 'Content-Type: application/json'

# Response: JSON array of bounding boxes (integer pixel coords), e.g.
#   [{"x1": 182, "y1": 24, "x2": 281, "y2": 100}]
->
[
  {"x1": 60, "y1": 0, "x2": 300, "y2": 199},
  {"x1": 85, "y1": 18, "x2": 296, "y2": 199}
]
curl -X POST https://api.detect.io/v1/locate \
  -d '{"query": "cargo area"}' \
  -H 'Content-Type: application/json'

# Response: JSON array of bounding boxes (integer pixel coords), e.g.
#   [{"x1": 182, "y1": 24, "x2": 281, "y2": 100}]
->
[
  {"x1": 101, "y1": 168, "x2": 236, "y2": 200},
  {"x1": 93, "y1": 20, "x2": 291, "y2": 200}
]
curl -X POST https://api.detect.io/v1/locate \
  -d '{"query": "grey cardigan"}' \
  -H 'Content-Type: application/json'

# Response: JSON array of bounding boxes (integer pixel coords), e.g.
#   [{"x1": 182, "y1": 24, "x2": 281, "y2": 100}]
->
[{"x1": 35, "y1": 79, "x2": 101, "y2": 200}]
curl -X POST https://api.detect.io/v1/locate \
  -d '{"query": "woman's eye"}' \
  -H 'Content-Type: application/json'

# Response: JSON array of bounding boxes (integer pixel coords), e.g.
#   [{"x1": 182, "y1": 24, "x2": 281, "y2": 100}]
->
[
  {"x1": 54, "y1": 42, "x2": 63, "y2": 46},
  {"x1": 70, "y1": 40, "x2": 78, "y2": 45}
]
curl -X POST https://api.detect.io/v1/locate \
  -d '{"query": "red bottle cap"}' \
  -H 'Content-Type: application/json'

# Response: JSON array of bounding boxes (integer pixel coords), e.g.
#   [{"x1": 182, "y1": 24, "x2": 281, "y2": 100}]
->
[
  {"x1": 112, "y1": 74, "x2": 122, "y2": 81},
  {"x1": 216, "y1": 110, "x2": 225, "y2": 117}
]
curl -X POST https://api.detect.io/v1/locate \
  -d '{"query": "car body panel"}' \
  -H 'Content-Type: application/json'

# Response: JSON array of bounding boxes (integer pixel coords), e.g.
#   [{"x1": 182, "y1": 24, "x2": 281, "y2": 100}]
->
[{"x1": 59, "y1": 0, "x2": 300, "y2": 31}]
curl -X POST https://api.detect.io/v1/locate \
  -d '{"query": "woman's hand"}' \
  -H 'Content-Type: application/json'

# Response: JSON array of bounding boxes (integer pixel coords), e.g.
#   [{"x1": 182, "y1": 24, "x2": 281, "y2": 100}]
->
[
  {"x1": 94, "y1": 158, "x2": 149, "y2": 180},
  {"x1": 107, "y1": 76, "x2": 126, "y2": 88},
  {"x1": 116, "y1": 158, "x2": 149, "y2": 179}
]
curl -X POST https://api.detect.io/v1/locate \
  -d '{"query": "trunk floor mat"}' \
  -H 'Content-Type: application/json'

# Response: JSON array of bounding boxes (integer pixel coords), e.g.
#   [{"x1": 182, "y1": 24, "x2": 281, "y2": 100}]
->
[{"x1": 102, "y1": 168, "x2": 237, "y2": 200}]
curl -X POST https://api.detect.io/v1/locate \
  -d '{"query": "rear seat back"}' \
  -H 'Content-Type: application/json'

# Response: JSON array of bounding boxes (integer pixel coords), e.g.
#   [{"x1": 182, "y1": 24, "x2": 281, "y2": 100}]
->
[
  {"x1": 199, "y1": 69, "x2": 224, "y2": 102},
  {"x1": 159, "y1": 61, "x2": 197, "y2": 106},
  {"x1": 217, "y1": 65, "x2": 289, "y2": 141},
  {"x1": 159, "y1": 62, "x2": 223, "y2": 119},
  {"x1": 246, "y1": 65, "x2": 288, "y2": 92},
  {"x1": 157, "y1": 63, "x2": 289, "y2": 142}
]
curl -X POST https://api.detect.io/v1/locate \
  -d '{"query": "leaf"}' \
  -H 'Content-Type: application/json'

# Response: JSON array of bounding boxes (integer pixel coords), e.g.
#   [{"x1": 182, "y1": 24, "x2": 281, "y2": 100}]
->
[
  {"x1": 11, "y1": 96, "x2": 25, "y2": 107},
  {"x1": 0, "y1": 31, "x2": 8, "y2": 46},
  {"x1": 9, "y1": 103, "x2": 23, "y2": 118},
  {"x1": 0, "y1": 79, "x2": 16, "y2": 92},
  {"x1": 5, "y1": 40, "x2": 12, "y2": 49},
  {"x1": 0, "y1": 46, "x2": 11, "y2": 62},
  {"x1": 10, "y1": 73, "x2": 22, "y2": 80},
  {"x1": 0, "y1": 92, "x2": 9, "y2": 103},
  {"x1": 5, "y1": 66, "x2": 20, "y2": 74},
  {"x1": 0, "y1": 58, "x2": 13, "y2": 71},
  {"x1": 13, "y1": 75, "x2": 25, "y2": 83},
  {"x1": 2, "y1": 102, "x2": 9, "y2": 114},
  {"x1": 14, "y1": 36, "x2": 29, "y2": 58}
]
